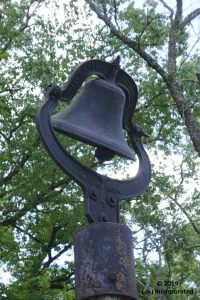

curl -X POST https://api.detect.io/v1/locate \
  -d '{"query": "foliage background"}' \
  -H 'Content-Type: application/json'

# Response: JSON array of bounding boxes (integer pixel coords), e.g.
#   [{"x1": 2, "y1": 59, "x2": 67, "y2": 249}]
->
[{"x1": 0, "y1": 0, "x2": 200, "y2": 299}]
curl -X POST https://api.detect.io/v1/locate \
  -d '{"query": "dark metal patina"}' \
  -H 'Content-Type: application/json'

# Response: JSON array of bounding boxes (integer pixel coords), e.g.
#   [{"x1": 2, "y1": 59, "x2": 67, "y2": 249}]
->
[
  {"x1": 36, "y1": 57, "x2": 151, "y2": 300},
  {"x1": 51, "y1": 78, "x2": 135, "y2": 161},
  {"x1": 74, "y1": 223, "x2": 137, "y2": 300},
  {"x1": 36, "y1": 57, "x2": 151, "y2": 224}
]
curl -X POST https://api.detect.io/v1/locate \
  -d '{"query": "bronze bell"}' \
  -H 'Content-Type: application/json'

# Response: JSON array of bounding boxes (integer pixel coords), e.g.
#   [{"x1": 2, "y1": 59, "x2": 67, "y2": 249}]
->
[{"x1": 51, "y1": 79, "x2": 135, "y2": 161}]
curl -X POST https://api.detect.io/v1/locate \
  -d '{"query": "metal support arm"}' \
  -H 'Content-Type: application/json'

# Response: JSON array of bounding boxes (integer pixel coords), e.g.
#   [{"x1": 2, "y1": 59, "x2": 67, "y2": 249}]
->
[{"x1": 36, "y1": 85, "x2": 151, "y2": 223}]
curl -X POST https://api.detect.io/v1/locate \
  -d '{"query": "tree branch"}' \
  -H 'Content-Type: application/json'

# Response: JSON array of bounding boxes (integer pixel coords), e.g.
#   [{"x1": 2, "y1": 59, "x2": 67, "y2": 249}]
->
[
  {"x1": 43, "y1": 243, "x2": 72, "y2": 269},
  {"x1": 169, "y1": 195, "x2": 200, "y2": 235},
  {"x1": 0, "y1": 87, "x2": 23, "y2": 95},
  {"x1": 14, "y1": 225, "x2": 41, "y2": 244},
  {"x1": 166, "y1": 78, "x2": 200, "y2": 155},
  {"x1": 85, "y1": 0, "x2": 168, "y2": 83},
  {"x1": 19, "y1": 0, "x2": 44, "y2": 32},
  {"x1": 113, "y1": 0, "x2": 121, "y2": 31},
  {"x1": 86, "y1": 0, "x2": 200, "y2": 156},
  {"x1": 159, "y1": 0, "x2": 174, "y2": 20},
  {"x1": 0, "y1": 138, "x2": 39, "y2": 186},
  {"x1": 168, "y1": 0, "x2": 183, "y2": 75},
  {"x1": 6, "y1": 110, "x2": 28, "y2": 141},
  {"x1": 159, "y1": 159, "x2": 200, "y2": 235},
  {"x1": 45, "y1": 225, "x2": 62, "y2": 261},
  {"x1": 19, "y1": 2, "x2": 32, "y2": 32},
  {"x1": 0, "y1": 177, "x2": 72, "y2": 226},
  {"x1": 181, "y1": 8, "x2": 200, "y2": 27}
]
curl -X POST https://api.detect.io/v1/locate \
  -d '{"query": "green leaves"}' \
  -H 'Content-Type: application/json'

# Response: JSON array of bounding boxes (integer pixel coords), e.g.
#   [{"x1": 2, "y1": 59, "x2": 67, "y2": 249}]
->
[
  {"x1": 0, "y1": 0, "x2": 92, "y2": 297},
  {"x1": 1, "y1": 0, "x2": 200, "y2": 298}
]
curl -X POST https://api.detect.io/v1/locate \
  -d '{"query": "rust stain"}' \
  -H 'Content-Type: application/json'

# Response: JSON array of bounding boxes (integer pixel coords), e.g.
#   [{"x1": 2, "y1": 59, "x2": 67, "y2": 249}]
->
[
  {"x1": 116, "y1": 235, "x2": 130, "y2": 269},
  {"x1": 83, "y1": 272, "x2": 101, "y2": 289},
  {"x1": 116, "y1": 271, "x2": 126, "y2": 290}
]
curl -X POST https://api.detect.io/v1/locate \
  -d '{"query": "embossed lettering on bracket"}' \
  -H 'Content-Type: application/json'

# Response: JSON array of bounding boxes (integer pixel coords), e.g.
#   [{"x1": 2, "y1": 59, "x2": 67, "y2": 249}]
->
[{"x1": 105, "y1": 186, "x2": 120, "y2": 194}]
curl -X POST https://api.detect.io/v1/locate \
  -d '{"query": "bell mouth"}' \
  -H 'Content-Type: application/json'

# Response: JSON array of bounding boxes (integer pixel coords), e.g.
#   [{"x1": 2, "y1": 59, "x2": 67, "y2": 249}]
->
[{"x1": 51, "y1": 119, "x2": 135, "y2": 161}]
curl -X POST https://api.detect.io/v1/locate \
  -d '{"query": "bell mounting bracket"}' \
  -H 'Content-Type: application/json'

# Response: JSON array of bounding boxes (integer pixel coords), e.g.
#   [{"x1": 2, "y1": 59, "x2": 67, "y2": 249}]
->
[{"x1": 36, "y1": 58, "x2": 151, "y2": 223}]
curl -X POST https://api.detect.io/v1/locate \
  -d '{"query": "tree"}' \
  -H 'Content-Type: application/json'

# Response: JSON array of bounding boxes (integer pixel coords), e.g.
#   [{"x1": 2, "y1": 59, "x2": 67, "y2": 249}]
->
[
  {"x1": 1, "y1": 0, "x2": 200, "y2": 299},
  {"x1": 0, "y1": 0, "x2": 104, "y2": 298},
  {"x1": 85, "y1": 0, "x2": 200, "y2": 155}
]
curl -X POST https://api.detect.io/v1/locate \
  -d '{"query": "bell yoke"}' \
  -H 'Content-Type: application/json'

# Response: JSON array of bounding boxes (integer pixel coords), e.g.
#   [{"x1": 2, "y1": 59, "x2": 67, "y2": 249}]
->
[
  {"x1": 36, "y1": 57, "x2": 151, "y2": 300},
  {"x1": 36, "y1": 56, "x2": 151, "y2": 224}
]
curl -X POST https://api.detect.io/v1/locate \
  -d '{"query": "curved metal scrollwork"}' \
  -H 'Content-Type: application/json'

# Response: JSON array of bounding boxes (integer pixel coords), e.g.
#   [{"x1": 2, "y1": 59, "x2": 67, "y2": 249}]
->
[{"x1": 36, "y1": 59, "x2": 151, "y2": 223}]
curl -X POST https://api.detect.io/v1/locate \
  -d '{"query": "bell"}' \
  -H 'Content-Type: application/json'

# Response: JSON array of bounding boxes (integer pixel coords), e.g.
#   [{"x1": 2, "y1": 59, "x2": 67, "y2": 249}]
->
[{"x1": 51, "y1": 79, "x2": 135, "y2": 161}]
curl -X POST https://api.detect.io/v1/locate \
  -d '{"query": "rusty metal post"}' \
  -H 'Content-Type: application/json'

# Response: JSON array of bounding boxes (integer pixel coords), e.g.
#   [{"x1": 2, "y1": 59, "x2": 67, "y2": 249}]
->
[{"x1": 74, "y1": 222, "x2": 137, "y2": 300}]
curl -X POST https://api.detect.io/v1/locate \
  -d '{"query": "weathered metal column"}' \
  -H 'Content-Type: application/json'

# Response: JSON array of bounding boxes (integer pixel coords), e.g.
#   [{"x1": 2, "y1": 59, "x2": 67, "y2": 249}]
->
[
  {"x1": 74, "y1": 223, "x2": 137, "y2": 300},
  {"x1": 36, "y1": 57, "x2": 151, "y2": 300}
]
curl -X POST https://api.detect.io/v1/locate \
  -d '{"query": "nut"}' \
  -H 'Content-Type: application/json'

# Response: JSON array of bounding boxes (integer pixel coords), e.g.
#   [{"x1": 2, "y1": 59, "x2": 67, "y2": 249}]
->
[
  {"x1": 106, "y1": 194, "x2": 118, "y2": 207},
  {"x1": 89, "y1": 188, "x2": 99, "y2": 201}
]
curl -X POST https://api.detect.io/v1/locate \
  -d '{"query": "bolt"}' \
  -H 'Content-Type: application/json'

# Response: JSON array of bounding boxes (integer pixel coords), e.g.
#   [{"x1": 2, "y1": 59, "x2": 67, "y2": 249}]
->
[
  {"x1": 109, "y1": 272, "x2": 117, "y2": 281},
  {"x1": 110, "y1": 197, "x2": 115, "y2": 204},
  {"x1": 90, "y1": 188, "x2": 98, "y2": 201},
  {"x1": 106, "y1": 194, "x2": 117, "y2": 207}
]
